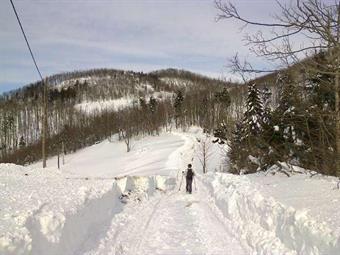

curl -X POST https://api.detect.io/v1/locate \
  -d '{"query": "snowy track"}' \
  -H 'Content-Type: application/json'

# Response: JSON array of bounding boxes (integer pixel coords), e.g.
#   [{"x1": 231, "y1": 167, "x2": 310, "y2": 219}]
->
[{"x1": 87, "y1": 179, "x2": 249, "y2": 255}]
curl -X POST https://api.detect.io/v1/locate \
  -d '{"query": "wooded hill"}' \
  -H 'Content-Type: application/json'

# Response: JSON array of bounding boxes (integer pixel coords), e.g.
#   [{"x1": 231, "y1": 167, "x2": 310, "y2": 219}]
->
[
  {"x1": 1, "y1": 58, "x2": 337, "y2": 178},
  {"x1": 0, "y1": 68, "x2": 235, "y2": 165}
]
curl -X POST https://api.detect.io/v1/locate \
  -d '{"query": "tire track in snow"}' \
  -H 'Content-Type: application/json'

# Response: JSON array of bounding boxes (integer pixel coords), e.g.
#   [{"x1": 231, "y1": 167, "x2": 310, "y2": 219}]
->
[
  {"x1": 189, "y1": 179, "x2": 252, "y2": 255},
  {"x1": 109, "y1": 195, "x2": 164, "y2": 255}
]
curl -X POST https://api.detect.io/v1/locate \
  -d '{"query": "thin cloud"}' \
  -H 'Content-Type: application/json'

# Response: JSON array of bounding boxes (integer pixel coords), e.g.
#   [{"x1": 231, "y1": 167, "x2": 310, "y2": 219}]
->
[{"x1": 1, "y1": 0, "x2": 285, "y2": 92}]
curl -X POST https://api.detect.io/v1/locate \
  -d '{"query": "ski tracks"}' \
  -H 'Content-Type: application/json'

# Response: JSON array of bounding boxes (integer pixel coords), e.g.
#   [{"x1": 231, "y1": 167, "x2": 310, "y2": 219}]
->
[{"x1": 87, "y1": 179, "x2": 250, "y2": 255}]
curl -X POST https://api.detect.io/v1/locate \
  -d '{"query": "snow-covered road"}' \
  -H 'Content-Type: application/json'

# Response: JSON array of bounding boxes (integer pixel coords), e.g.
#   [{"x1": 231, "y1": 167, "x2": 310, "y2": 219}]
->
[{"x1": 87, "y1": 179, "x2": 249, "y2": 255}]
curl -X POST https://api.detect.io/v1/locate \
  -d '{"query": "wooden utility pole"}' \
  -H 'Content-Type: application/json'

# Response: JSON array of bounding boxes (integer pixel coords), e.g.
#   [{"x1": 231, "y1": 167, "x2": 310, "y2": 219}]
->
[
  {"x1": 62, "y1": 141, "x2": 65, "y2": 165},
  {"x1": 42, "y1": 78, "x2": 48, "y2": 168},
  {"x1": 335, "y1": 4, "x2": 340, "y2": 177}
]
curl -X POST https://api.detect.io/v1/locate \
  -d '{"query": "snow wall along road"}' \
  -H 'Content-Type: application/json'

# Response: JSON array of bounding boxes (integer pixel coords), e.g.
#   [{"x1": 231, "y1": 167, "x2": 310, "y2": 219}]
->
[
  {"x1": 201, "y1": 173, "x2": 340, "y2": 255},
  {"x1": 2, "y1": 175, "x2": 175, "y2": 255}
]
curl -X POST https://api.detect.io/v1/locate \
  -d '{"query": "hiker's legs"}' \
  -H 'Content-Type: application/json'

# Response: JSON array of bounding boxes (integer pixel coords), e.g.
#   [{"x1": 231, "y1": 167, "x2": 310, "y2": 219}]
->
[
  {"x1": 188, "y1": 178, "x2": 193, "y2": 193},
  {"x1": 186, "y1": 178, "x2": 189, "y2": 192}
]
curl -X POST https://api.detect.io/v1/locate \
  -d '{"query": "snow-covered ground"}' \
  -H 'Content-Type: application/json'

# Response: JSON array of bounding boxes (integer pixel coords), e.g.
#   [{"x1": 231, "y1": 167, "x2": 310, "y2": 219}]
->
[
  {"x1": 1, "y1": 129, "x2": 340, "y2": 255},
  {"x1": 0, "y1": 164, "x2": 116, "y2": 255},
  {"x1": 32, "y1": 133, "x2": 188, "y2": 178},
  {"x1": 249, "y1": 169, "x2": 340, "y2": 236}
]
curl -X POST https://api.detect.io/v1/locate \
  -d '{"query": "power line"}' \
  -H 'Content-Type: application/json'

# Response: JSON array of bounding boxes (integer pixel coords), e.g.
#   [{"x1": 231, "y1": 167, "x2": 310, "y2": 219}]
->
[
  {"x1": 9, "y1": 0, "x2": 48, "y2": 168},
  {"x1": 9, "y1": 0, "x2": 43, "y2": 81}
]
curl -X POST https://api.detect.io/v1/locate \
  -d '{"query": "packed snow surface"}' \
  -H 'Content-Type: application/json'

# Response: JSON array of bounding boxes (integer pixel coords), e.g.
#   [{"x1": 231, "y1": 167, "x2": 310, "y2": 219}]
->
[
  {"x1": 1, "y1": 129, "x2": 340, "y2": 255},
  {"x1": 86, "y1": 179, "x2": 250, "y2": 255}
]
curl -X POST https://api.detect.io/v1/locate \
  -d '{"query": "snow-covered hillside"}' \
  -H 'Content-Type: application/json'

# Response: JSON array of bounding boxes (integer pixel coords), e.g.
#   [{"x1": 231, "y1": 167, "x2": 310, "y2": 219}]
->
[
  {"x1": 74, "y1": 91, "x2": 174, "y2": 115},
  {"x1": 1, "y1": 129, "x2": 340, "y2": 255}
]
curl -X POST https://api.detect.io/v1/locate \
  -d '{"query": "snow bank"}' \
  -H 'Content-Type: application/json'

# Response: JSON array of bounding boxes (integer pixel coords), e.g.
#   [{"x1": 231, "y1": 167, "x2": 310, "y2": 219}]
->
[
  {"x1": 25, "y1": 183, "x2": 123, "y2": 255},
  {"x1": 201, "y1": 173, "x2": 340, "y2": 255},
  {"x1": 117, "y1": 175, "x2": 176, "y2": 195},
  {"x1": 249, "y1": 167, "x2": 340, "y2": 236},
  {"x1": 0, "y1": 163, "x2": 173, "y2": 255}
]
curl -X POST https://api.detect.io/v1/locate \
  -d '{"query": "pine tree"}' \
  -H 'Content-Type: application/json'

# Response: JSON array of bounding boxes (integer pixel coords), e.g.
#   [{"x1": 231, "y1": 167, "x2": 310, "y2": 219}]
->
[
  {"x1": 228, "y1": 122, "x2": 247, "y2": 174},
  {"x1": 242, "y1": 83, "x2": 263, "y2": 138},
  {"x1": 174, "y1": 90, "x2": 184, "y2": 128},
  {"x1": 225, "y1": 83, "x2": 265, "y2": 174},
  {"x1": 19, "y1": 136, "x2": 26, "y2": 148},
  {"x1": 257, "y1": 86, "x2": 274, "y2": 170},
  {"x1": 269, "y1": 73, "x2": 305, "y2": 166},
  {"x1": 214, "y1": 88, "x2": 231, "y2": 106},
  {"x1": 301, "y1": 54, "x2": 336, "y2": 174},
  {"x1": 213, "y1": 121, "x2": 228, "y2": 144},
  {"x1": 214, "y1": 88, "x2": 231, "y2": 125},
  {"x1": 148, "y1": 96, "x2": 157, "y2": 113},
  {"x1": 261, "y1": 87, "x2": 272, "y2": 126}
]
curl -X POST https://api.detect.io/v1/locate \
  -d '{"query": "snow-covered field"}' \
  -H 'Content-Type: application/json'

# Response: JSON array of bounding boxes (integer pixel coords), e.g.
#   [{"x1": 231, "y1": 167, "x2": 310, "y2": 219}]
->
[{"x1": 1, "y1": 129, "x2": 340, "y2": 255}]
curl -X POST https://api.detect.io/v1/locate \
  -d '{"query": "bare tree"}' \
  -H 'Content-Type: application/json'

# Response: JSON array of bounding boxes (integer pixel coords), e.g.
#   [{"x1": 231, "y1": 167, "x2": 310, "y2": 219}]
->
[
  {"x1": 197, "y1": 134, "x2": 214, "y2": 173},
  {"x1": 215, "y1": 0, "x2": 340, "y2": 176},
  {"x1": 119, "y1": 128, "x2": 132, "y2": 152}
]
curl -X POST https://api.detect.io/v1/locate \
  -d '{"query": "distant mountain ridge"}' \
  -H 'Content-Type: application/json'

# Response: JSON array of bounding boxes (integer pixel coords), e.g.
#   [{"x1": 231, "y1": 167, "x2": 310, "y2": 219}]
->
[{"x1": 0, "y1": 68, "x2": 234, "y2": 165}]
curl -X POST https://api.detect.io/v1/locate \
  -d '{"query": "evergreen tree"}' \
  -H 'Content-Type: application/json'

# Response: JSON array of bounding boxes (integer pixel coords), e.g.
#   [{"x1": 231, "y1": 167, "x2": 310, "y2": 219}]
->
[
  {"x1": 261, "y1": 87, "x2": 272, "y2": 126},
  {"x1": 228, "y1": 122, "x2": 247, "y2": 174},
  {"x1": 213, "y1": 121, "x2": 228, "y2": 144},
  {"x1": 174, "y1": 90, "x2": 184, "y2": 128},
  {"x1": 268, "y1": 73, "x2": 305, "y2": 166},
  {"x1": 214, "y1": 88, "x2": 231, "y2": 125},
  {"x1": 214, "y1": 88, "x2": 231, "y2": 106},
  {"x1": 301, "y1": 54, "x2": 336, "y2": 174},
  {"x1": 242, "y1": 83, "x2": 263, "y2": 138},
  {"x1": 148, "y1": 96, "x2": 157, "y2": 113},
  {"x1": 19, "y1": 136, "x2": 26, "y2": 148},
  {"x1": 222, "y1": 83, "x2": 265, "y2": 174}
]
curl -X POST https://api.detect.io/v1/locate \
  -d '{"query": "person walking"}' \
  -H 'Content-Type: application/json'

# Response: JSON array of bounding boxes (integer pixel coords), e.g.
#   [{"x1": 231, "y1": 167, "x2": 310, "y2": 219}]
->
[{"x1": 184, "y1": 164, "x2": 195, "y2": 194}]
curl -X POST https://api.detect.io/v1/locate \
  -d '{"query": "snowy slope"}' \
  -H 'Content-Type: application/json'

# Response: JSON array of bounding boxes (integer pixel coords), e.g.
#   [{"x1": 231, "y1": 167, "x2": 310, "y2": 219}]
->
[
  {"x1": 33, "y1": 133, "x2": 188, "y2": 178},
  {"x1": 2, "y1": 129, "x2": 340, "y2": 255}
]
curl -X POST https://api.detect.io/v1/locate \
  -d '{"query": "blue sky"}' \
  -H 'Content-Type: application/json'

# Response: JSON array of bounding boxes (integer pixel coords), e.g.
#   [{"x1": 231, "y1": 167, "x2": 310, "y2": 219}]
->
[{"x1": 1, "y1": 0, "x2": 286, "y2": 93}]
